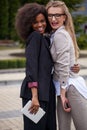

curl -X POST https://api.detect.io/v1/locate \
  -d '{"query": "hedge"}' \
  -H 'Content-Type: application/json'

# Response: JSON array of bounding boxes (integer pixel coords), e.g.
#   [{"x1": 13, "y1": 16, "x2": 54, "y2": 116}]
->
[
  {"x1": 0, "y1": 58, "x2": 26, "y2": 69},
  {"x1": 77, "y1": 34, "x2": 87, "y2": 49}
]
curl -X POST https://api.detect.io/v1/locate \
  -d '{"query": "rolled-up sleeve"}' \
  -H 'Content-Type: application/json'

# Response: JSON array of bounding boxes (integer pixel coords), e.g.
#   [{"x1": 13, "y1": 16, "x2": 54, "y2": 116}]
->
[
  {"x1": 53, "y1": 32, "x2": 70, "y2": 88},
  {"x1": 25, "y1": 31, "x2": 41, "y2": 88}
]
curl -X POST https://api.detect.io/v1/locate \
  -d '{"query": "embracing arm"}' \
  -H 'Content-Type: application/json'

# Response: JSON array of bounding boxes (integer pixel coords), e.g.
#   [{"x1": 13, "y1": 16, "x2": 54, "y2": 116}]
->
[{"x1": 71, "y1": 64, "x2": 80, "y2": 73}]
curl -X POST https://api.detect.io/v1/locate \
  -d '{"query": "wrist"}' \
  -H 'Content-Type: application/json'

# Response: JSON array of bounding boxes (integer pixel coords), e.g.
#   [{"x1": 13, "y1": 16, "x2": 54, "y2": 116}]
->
[
  {"x1": 61, "y1": 88, "x2": 66, "y2": 97},
  {"x1": 32, "y1": 94, "x2": 38, "y2": 98}
]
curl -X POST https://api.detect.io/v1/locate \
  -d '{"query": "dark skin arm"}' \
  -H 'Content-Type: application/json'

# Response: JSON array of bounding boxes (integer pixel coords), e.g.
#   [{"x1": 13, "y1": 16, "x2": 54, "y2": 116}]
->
[{"x1": 28, "y1": 88, "x2": 40, "y2": 114}]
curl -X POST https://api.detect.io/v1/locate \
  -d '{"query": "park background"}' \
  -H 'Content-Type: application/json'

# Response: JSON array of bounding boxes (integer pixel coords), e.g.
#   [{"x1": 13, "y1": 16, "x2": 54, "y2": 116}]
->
[
  {"x1": 0, "y1": 0, "x2": 87, "y2": 69},
  {"x1": 0, "y1": 0, "x2": 87, "y2": 130}
]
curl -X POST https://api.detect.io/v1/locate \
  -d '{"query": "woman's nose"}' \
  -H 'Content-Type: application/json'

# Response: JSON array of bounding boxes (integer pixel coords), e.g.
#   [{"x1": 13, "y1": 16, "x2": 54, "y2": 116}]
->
[
  {"x1": 52, "y1": 16, "x2": 56, "y2": 21},
  {"x1": 38, "y1": 22, "x2": 42, "y2": 26}
]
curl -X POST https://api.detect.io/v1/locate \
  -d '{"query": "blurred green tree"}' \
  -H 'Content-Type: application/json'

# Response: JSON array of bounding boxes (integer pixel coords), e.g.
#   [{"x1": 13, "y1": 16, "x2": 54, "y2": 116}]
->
[
  {"x1": 73, "y1": 15, "x2": 87, "y2": 49},
  {"x1": 0, "y1": 0, "x2": 84, "y2": 42},
  {"x1": 21, "y1": 0, "x2": 83, "y2": 7},
  {"x1": 8, "y1": 0, "x2": 20, "y2": 40},
  {"x1": 62, "y1": 0, "x2": 83, "y2": 10},
  {"x1": 21, "y1": 0, "x2": 49, "y2": 5},
  {"x1": 0, "y1": 0, "x2": 9, "y2": 39}
]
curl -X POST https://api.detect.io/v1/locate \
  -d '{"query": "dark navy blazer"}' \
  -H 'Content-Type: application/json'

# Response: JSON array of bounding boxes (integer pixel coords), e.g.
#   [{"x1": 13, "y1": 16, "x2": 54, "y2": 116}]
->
[{"x1": 20, "y1": 31, "x2": 53, "y2": 101}]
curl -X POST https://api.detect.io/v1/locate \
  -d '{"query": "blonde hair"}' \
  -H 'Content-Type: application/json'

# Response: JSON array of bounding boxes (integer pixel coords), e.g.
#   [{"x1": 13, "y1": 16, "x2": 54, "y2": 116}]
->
[{"x1": 46, "y1": 1, "x2": 79, "y2": 59}]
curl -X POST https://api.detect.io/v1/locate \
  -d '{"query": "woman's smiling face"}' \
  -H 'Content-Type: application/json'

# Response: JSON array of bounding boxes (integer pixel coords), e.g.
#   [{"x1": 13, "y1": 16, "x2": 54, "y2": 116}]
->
[
  {"x1": 32, "y1": 13, "x2": 47, "y2": 34},
  {"x1": 48, "y1": 7, "x2": 66, "y2": 30}
]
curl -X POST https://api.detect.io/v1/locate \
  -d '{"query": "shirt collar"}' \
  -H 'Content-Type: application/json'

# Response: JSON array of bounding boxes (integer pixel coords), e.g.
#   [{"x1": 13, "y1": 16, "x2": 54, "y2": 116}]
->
[
  {"x1": 54, "y1": 25, "x2": 65, "y2": 35},
  {"x1": 50, "y1": 25, "x2": 65, "y2": 44}
]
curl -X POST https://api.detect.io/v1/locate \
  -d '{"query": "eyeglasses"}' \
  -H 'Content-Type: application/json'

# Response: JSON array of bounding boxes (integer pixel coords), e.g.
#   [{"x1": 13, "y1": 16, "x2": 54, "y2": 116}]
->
[{"x1": 48, "y1": 13, "x2": 65, "y2": 19}]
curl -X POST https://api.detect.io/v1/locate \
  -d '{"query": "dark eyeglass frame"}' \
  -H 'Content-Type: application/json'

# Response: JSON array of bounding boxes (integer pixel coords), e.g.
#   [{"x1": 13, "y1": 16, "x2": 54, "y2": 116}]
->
[{"x1": 48, "y1": 13, "x2": 65, "y2": 19}]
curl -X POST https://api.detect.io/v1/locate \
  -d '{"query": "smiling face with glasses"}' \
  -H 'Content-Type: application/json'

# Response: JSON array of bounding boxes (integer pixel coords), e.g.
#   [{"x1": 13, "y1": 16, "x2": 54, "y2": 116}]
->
[{"x1": 47, "y1": 7, "x2": 66, "y2": 30}]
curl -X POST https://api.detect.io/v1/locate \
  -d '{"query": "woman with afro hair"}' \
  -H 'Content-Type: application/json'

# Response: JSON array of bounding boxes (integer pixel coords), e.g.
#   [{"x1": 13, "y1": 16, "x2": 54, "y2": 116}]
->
[{"x1": 15, "y1": 3, "x2": 56, "y2": 130}]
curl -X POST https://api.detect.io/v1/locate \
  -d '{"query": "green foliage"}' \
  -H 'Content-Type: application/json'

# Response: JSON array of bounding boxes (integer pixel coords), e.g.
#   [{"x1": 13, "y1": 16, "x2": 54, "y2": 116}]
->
[
  {"x1": 17, "y1": 59, "x2": 26, "y2": 68},
  {"x1": 73, "y1": 15, "x2": 87, "y2": 49},
  {"x1": 0, "y1": 0, "x2": 9, "y2": 39},
  {"x1": 77, "y1": 34, "x2": 87, "y2": 49},
  {"x1": 8, "y1": 59, "x2": 17, "y2": 68},
  {"x1": 21, "y1": 0, "x2": 49, "y2": 5},
  {"x1": 57, "y1": 0, "x2": 83, "y2": 10},
  {"x1": 8, "y1": 0, "x2": 20, "y2": 40},
  {"x1": 21, "y1": 0, "x2": 83, "y2": 7},
  {"x1": 21, "y1": 0, "x2": 29, "y2": 5},
  {"x1": 0, "y1": 60, "x2": 8, "y2": 69},
  {"x1": 73, "y1": 15, "x2": 87, "y2": 34},
  {"x1": 0, "y1": 58, "x2": 26, "y2": 69},
  {"x1": 0, "y1": 0, "x2": 84, "y2": 43},
  {"x1": 0, "y1": 0, "x2": 20, "y2": 40}
]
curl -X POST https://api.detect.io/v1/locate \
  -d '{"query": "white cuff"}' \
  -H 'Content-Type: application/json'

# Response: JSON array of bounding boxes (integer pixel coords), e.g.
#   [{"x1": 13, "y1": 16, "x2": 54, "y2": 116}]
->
[{"x1": 61, "y1": 85, "x2": 67, "y2": 89}]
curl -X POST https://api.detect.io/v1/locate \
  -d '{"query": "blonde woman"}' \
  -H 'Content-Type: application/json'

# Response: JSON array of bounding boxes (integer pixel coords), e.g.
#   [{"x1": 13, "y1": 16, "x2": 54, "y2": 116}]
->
[{"x1": 46, "y1": 1, "x2": 87, "y2": 130}]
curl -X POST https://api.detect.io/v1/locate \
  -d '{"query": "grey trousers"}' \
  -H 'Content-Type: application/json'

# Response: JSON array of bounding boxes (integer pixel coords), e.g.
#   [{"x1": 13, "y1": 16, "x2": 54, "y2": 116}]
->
[{"x1": 57, "y1": 85, "x2": 87, "y2": 130}]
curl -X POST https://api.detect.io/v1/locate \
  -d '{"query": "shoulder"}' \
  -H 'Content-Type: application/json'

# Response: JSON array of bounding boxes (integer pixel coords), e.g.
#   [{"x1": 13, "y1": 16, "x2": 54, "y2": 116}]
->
[
  {"x1": 27, "y1": 31, "x2": 42, "y2": 40},
  {"x1": 43, "y1": 34, "x2": 50, "y2": 44},
  {"x1": 55, "y1": 29, "x2": 68, "y2": 39},
  {"x1": 54, "y1": 31, "x2": 68, "y2": 45},
  {"x1": 53, "y1": 29, "x2": 71, "y2": 50},
  {"x1": 26, "y1": 31, "x2": 42, "y2": 46}
]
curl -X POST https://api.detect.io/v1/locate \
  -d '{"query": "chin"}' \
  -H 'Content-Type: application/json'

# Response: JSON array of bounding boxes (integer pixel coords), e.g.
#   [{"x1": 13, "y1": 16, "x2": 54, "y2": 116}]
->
[
  {"x1": 52, "y1": 27, "x2": 58, "y2": 30},
  {"x1": 40, "y1": 31, "x2": 44, "y2": 34}
]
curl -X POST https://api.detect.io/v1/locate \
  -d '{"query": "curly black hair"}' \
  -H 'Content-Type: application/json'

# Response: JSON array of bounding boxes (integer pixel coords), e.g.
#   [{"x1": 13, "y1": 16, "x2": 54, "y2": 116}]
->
[{"x1": 15, "y1": 3, "x2": 51, "y2": 41}]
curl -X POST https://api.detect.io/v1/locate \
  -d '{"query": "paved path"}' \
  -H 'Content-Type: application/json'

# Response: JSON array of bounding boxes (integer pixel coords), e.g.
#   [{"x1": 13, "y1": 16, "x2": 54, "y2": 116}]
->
[
  {"x1": 0, "y1": 49, "x2": 87, "y2": 130},
  {"x1": 0, "y1": 49, "x2": 24, "y2": 60},
  {"x1": 0, "y1": 84, "x2": 23, "y2": 130}
]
